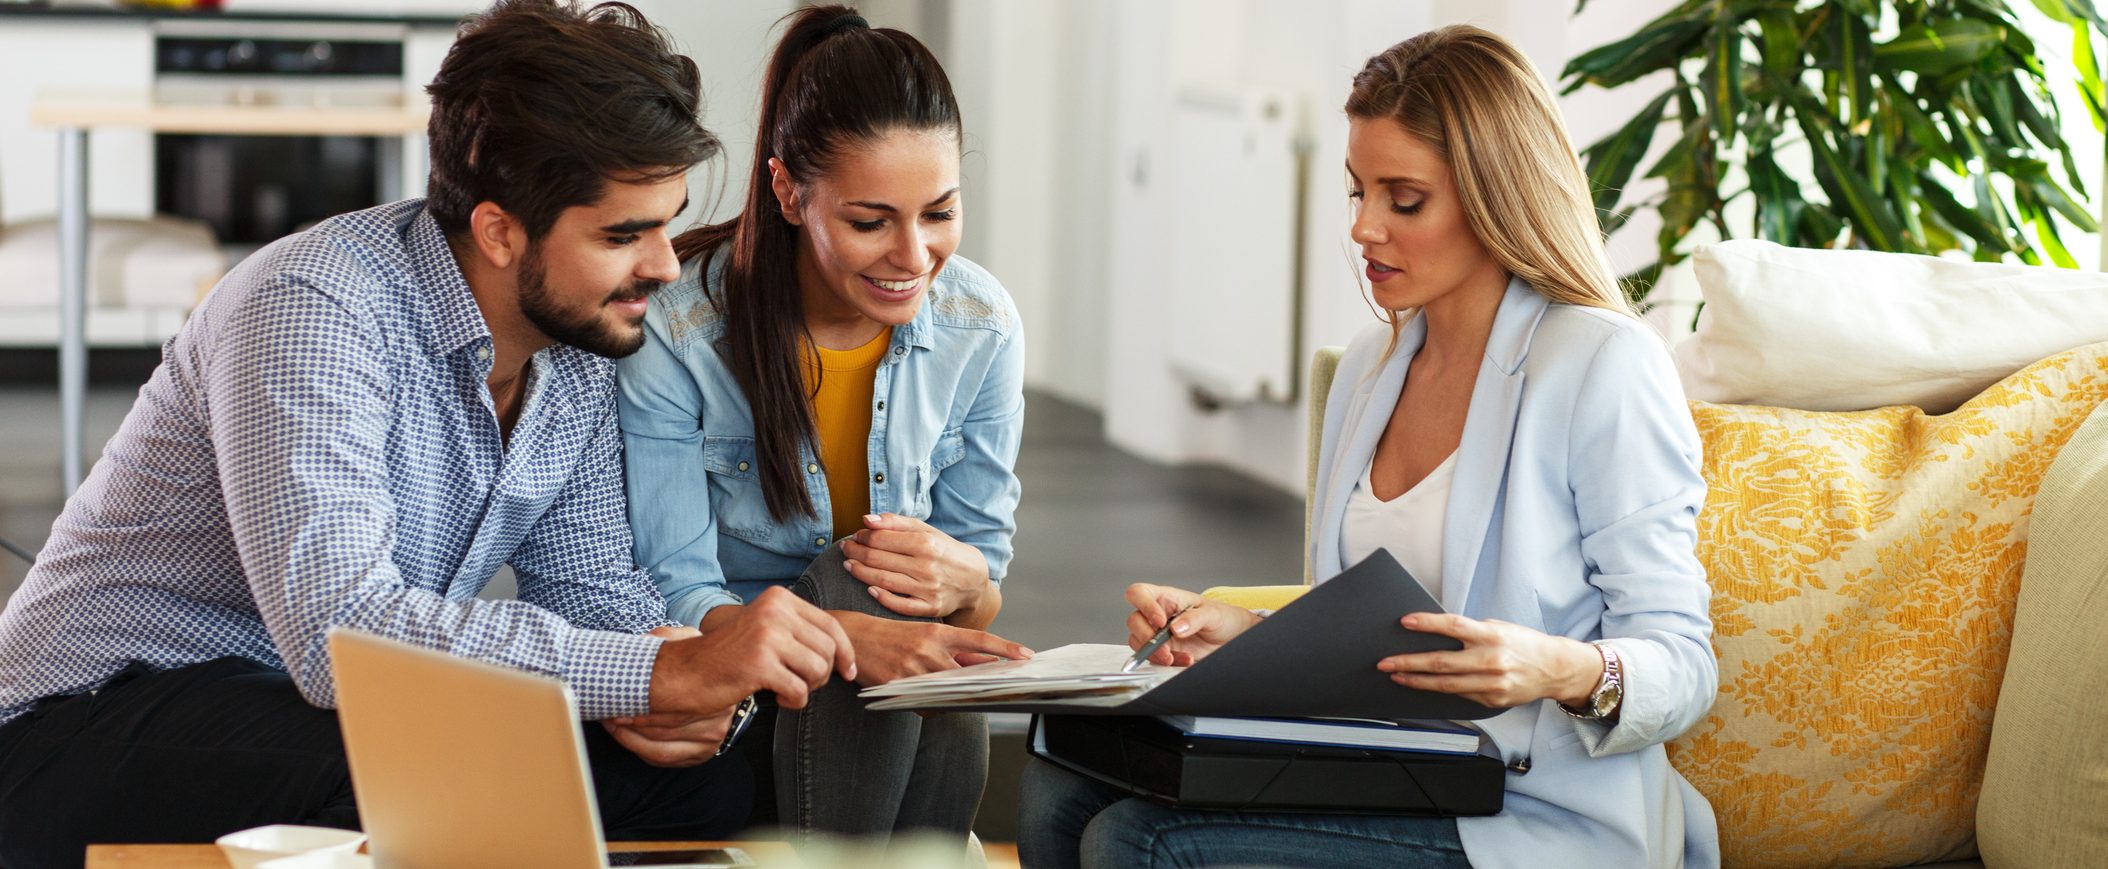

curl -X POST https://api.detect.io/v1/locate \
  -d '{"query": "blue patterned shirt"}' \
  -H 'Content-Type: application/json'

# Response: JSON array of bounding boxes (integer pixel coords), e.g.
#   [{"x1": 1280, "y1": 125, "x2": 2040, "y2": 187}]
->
[{"x1": 0, "y1": 200, "x2": 670, "y2": 726}]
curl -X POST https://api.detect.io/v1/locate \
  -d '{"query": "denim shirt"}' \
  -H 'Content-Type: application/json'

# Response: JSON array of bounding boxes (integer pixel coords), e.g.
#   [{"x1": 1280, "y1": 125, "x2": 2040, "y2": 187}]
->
[{"x1": 616, "y1": 249, "x2": 1026, "y2": 627}]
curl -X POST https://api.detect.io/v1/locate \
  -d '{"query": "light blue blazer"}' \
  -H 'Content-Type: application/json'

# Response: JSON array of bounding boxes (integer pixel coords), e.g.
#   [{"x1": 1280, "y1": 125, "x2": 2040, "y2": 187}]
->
[{"x1": 1311, "y1": 277, "x2": 1720, "y2": 868}]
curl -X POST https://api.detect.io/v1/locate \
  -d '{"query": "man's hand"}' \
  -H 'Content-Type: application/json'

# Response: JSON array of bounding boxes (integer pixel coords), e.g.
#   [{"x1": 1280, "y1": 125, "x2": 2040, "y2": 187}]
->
[
  {"x1": 842, "y1": 514, "x2": 991, "y2": 620},
  {"x1": 1124, "y1": 583, "x2": 1262, "y2": 667},
  {"x1": 648, "y1": 586, "x2": 855, "y2": 714},
  {"x1": 607, "y1": 624, "x2": 728, "y2": 767},
  {"x1": 833, "y1": 611, "x2": 1033, "y2": 687}
]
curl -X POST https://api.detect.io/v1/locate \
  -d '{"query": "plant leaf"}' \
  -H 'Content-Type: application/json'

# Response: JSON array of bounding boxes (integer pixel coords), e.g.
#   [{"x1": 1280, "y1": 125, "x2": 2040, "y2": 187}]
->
[
  {"x1": 1973, "y1": 78, "x2": 2027, "y2": 145},
  {"x1": 1705, "y1": 14, "x2": 1747, "y2": 141},
  {"x1": 1793, "y1": 92, "x2": 1908, "y2": 250},
  {"x1": 1917, "y1": 172, "x2": 2014, "y2": 252},
  {"x1": 1886, "y1": 157, "x2": 1928, "y2": 248},
  {"x1": 2004, "y1": 76, "x2": 2068, "y2": 149},
  {"x1": 1581, "y1": 89, "x2": 1676, "y2": 214},
  {"x1": 2030, "y1": 0, "x2": 2108, "y2": 28},
  {"x1": 1561, "y1": 8, "x2": 1709, "y2": 93},
  {"x1": 1757, "y1": 9, "x2": 1799, "y2": 79},
  {"x1": 1883, "y1": 78, "x2": 1964, "y2": 168},
  {"x1": 2025, "y1": 173, "x2": 2104, "y2": 229},
  {"x1": 2074, "y1": 24, "x2": 2107, "y2": 131},
  {"x1": 1798, "y1": 200, "x2": 1847, "y2": 247},
  {"x1": 1746, "y1": 147, "x2": 1804, "y2": 243},
  {"x1": 2031, "y1": 207, "x2": 2082, "y2": 268},
  {"x1": 1876, "y1": 18, "x2": 2004, "y2": 75},
  {"x1": 2031, "y1": 0, "x2": 2080, "y2": 24}
]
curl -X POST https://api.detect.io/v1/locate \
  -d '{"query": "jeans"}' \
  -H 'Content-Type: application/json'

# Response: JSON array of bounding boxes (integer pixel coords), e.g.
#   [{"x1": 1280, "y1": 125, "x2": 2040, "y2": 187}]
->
[
  {"x1": 1016, "y1": 757, "x2": 1474, "y2": 869},
  {"x1": 0, "y1": 656, "x2": 749, "y2": 869},
  {"x1": 748, "y1": 542, "x2": 988, "y2": 838}
]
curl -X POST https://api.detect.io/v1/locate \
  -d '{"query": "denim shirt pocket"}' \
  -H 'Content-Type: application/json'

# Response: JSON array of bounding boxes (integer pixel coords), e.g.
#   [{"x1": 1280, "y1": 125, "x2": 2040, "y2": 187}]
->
[
  {"x1": 702, "y1": 435, "x2": 775, "y2": 543},
  {"x1": 910, "y1": 427, "x2": 967, "y2": 518}
]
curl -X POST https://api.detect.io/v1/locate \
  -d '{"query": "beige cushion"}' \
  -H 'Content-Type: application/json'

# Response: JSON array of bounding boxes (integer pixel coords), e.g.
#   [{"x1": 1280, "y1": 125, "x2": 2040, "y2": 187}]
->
[
  {"x1": 1668, "y1": 343, "x2": 2108, "y2": 869},
  {"x1": 1976, "y1": 401, "x2": 2108, "y2": 867}
]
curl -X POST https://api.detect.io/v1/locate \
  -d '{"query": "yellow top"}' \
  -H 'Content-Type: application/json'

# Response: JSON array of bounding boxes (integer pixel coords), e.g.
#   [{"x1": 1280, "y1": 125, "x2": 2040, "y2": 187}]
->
[{"x1": 805, "y1": 328, "x2": 893, "y2": 540}]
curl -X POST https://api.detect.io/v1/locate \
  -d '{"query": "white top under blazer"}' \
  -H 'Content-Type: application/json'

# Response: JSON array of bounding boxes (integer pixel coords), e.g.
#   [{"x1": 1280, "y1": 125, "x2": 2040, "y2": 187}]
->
[{"x1": 1340, "y1": 450, "x2": 1456, "y2": 603}]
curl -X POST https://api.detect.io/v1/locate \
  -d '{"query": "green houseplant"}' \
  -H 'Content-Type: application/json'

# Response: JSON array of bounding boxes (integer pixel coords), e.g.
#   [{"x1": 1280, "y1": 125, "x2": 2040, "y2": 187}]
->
[{"x1": 1562, "y1": 0, "x2": 2108, "y2": 300}]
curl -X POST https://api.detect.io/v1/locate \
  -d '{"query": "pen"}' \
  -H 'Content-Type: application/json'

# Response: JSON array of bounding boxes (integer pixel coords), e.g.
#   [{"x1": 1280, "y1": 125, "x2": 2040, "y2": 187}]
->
[{"x1": 1123, "y1": 603, "x2": 1199, "y2": 672}]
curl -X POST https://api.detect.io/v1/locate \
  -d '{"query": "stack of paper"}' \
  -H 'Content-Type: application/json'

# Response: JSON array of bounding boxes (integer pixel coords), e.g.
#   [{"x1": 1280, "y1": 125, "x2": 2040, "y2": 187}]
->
[{"x1": 860, "y1": 644, "x2": 1177, "y2": 711}]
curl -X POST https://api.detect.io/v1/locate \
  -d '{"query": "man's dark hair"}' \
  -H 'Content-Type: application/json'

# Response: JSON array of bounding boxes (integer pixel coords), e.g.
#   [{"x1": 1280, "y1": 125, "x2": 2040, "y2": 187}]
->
[{"x1": 424, "y1": 0, "x2": 718, "y2": 238}]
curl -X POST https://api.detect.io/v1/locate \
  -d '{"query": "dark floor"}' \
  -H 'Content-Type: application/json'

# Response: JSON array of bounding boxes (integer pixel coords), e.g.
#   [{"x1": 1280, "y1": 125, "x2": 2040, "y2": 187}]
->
[{"x1": 0, "y1": 356, "x2": 1307, "y2": 842}]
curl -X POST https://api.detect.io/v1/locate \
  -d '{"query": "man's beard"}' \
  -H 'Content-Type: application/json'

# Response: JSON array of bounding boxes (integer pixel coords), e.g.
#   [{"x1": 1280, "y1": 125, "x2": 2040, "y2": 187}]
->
[{"x1": 516, "y1": 247, "x2": 660, "y2": 359}]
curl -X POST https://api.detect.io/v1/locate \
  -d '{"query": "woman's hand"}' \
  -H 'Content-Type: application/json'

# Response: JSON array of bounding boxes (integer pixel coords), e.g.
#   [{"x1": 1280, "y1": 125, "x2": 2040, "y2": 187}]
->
[
  {"x1": 1378, "y1": 613, "x2": 1605, "y2": 709},
  {"x1": 833, "y1": 610, "x2": 1033, "y2": 687},
  {"x1": 842, "y1": 514, "x2": 991, "y2": 620},
  {"x1": 1123, "y1": 583, "x2": 1263, "y2": 667}
]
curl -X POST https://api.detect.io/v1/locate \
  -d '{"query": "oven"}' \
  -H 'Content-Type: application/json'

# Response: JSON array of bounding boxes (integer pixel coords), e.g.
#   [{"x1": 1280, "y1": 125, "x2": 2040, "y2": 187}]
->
[{"x1": 151, "y1": 20, "x2": 412, "y2": 248}]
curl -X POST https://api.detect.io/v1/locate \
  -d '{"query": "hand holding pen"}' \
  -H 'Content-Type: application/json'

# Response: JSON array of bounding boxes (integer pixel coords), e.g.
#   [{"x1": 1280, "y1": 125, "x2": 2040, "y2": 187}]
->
[
  {"x1": 1123, "y1": 603, "x2": 1198, "y2": 672},
  {"x1": 1122, "y1": 583, "x2": 1266, "y2": 668}
]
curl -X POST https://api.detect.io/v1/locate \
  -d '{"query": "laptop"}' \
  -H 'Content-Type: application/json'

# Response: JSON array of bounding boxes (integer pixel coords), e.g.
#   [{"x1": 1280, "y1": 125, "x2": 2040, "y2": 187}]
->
[{"x1": 327, "y1": 628, "x2": 751, "y2": 868}]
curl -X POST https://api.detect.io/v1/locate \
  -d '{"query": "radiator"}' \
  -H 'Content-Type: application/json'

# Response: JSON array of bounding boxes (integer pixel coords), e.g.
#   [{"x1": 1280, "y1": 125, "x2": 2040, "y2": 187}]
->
[{"x1": 1166, "y1": 84, "x2": 1305, "y2": 405}]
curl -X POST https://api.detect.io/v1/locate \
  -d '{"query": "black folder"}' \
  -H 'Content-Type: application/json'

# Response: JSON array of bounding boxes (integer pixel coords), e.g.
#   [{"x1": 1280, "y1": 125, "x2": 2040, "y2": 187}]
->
[
  {"x1": 942, "y1": 549, "x2": 1499, "y2": 721},
  {"x1": 1030, "y1": 714, "x2": 1506, "y2": 815}
]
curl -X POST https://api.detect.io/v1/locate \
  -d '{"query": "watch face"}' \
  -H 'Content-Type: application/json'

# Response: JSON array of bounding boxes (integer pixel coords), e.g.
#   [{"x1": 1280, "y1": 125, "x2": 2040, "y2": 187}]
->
[{"x1": 1592, "y1": 681, "x2": 1623, "y2": 717}]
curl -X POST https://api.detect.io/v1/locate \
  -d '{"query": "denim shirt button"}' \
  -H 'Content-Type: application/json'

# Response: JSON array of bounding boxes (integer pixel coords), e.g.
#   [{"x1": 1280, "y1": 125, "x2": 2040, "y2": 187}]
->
[
  {"x1": 893, "y1": 346, "x2": 905, "y2": 357},
  {"x1": 874, "y1": 472, "x2": 885, "y2": 484},
  {"x1": 814, "y1": 535, "x2": 827, "y2": 547},
  {"x1": 806, "y1": 462, "x2": 819, "y2": 474},
  {"x1": 737, "y1": 461, "x2": 749, "y2": 472},
  {"x1": 875, "y1": 400, "x2": 885, "y2": 412}
]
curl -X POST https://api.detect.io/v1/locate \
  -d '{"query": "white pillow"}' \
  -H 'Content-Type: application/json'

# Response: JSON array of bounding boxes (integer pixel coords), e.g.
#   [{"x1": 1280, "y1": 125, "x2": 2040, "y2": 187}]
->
[{"x1": 1672, "y1": 240, "x2": 2108, "y2": 413}]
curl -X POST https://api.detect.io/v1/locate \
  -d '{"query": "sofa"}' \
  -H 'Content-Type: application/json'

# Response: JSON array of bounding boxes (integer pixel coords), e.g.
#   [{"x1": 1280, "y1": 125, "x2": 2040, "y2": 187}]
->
[{"x1": 1208, "y1": 242, "x2": 2108, "y2": 868}]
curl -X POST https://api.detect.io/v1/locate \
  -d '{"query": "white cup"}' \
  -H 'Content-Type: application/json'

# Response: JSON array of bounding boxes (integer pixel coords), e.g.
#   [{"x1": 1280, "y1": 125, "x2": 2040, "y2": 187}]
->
[
  {"x1": 257, "y1": 852, "x2": 374, "y2": 869},
  {"x1": 214, "y1": 825, "x2": 366, "y2": 869}
]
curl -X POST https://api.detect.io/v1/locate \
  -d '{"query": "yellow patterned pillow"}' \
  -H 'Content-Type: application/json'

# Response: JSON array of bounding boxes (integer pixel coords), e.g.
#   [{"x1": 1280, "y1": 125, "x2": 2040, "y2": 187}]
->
[{"x1": 1667, "y1": 343, "x2": 2108, "y2": 869}]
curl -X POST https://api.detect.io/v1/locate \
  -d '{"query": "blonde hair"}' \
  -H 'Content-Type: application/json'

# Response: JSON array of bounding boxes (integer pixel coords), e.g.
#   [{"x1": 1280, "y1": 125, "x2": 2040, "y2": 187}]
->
[{"x1": 1344, "y1": 25, "x2": 1632, "y2": 342}]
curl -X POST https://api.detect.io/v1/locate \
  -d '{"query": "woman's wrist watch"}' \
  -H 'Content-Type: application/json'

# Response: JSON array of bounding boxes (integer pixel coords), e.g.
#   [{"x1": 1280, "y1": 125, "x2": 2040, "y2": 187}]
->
[{"x1": 1560, "y1": 641, "x2": 1622, "y2": 720}]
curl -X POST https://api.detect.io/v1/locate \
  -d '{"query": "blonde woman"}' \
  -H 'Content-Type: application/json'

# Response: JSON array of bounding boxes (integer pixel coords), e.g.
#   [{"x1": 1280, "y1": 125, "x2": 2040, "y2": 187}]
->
[{"x1": 1018, "y1": 26, "x2": 1719, "y2": 869}]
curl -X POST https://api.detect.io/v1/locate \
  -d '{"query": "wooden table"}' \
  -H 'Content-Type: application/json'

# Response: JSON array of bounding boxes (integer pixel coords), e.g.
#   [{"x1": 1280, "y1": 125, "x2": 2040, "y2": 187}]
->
[
  {"x1": 28, "y1": 89, "x2": 431, "y2": 496},
  {"x1": 85, "y1": 841, "x2": 798, "y2": 868}
]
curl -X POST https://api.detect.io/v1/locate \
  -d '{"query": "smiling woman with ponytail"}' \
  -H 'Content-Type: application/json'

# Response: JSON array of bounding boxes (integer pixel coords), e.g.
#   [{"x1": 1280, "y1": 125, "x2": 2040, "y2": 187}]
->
[{"x1": 615, "y1": 4, "x2": 1028, "y2": 842}]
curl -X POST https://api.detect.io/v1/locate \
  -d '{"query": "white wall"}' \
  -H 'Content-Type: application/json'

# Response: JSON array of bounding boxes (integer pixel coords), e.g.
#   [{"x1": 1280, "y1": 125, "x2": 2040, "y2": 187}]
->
[
  {"x1": 948, "y1": 0, "x2": 1678, "y2": 493},
  {"x1": 0, "y1": 21, "x2": 157, "y2": 224},
  {"x1": 630, "y1": 1, "x2": 792, "y2": 229}
]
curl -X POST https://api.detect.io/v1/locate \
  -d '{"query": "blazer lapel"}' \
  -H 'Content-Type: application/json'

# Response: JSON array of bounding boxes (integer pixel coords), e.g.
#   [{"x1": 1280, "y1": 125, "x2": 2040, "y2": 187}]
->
[
  {"x1": 1312, "y1": 317, "x2": 1425, "y2": 582},
  {"x1": 1438, "y1": 279, "x2": 1550, "y2": 614}
]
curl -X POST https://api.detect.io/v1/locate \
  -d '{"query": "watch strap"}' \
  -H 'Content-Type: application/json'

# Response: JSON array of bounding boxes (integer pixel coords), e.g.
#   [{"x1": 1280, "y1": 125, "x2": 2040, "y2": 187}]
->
[{"x1": 1560, "y1": 641, "x2": 1621, "y2": 720}]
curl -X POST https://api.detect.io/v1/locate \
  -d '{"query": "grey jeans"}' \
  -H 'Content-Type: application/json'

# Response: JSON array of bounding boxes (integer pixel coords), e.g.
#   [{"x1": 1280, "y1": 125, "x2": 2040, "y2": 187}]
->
[{"x1": 774, "y1": 542, "x2": 990, "y2": 837}]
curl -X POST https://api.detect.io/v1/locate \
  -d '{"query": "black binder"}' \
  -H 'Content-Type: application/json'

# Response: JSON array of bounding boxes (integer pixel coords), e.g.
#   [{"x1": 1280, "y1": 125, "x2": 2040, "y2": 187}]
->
[{"x1": 1030, "y1": 714, "x2": 1506, "y2": 816}]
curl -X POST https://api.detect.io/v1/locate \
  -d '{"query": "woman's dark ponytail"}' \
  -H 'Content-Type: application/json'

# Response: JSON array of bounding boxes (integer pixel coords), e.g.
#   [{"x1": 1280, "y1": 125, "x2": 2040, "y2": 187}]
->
[{"x1": 671, "y1": 5, "x2": 960, "y2": 523}]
